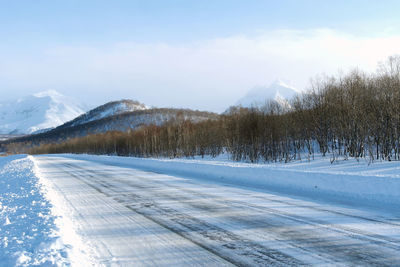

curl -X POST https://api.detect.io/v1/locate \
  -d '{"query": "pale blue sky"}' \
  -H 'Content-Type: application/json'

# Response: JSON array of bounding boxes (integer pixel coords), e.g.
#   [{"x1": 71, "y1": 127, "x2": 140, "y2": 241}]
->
[{"x1": 1, "y1": 1, "x2": 400, "y2": 111}]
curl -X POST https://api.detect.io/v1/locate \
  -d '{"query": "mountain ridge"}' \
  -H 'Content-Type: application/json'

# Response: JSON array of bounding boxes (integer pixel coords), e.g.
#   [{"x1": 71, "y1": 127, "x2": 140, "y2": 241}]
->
[{"x1": 58, "y1": 99, "x2": 148, "y2": 129}]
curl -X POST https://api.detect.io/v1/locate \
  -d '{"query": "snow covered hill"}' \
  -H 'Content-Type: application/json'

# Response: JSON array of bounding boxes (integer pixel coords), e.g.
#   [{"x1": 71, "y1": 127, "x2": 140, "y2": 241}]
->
[
  {"x1": 2, "y1": 104, "x2": 218, "y2": 147},
  {"x1": 0, "y1": 90, "x2": 85, "y2": 134},
  {"x1": 60, "y1": 99, "x2": 148, "y2": 129},
  {"x1": 236, "y1": 80, "x2": 301, "y2": 108}
]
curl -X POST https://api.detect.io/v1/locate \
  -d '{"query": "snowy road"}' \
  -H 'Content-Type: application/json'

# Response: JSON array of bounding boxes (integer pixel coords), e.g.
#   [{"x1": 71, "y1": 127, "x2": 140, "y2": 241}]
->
[{"x1": 33, "y1": 155, "x2": 400, "y2": 266}]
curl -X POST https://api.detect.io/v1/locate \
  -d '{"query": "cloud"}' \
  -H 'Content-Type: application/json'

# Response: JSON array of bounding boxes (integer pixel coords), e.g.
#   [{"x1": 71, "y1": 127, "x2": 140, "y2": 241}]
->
[{"x1": 1, "y1": 29, "x2": 400, "y2": 112}]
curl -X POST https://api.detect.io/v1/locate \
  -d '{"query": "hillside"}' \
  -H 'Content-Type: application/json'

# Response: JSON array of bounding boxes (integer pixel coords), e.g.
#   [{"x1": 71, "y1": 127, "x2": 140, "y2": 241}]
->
[
  {"x1": 59, "y1": 99, "x2": 148, "y2": 129},
  {"x1": 1, "y1": 105, "x2": 218, "y2": 151}
]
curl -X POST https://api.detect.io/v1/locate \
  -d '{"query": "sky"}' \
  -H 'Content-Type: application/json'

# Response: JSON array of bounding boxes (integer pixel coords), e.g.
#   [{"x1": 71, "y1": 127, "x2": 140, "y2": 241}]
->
[{"x1": 1, "y1": 0, "x2": 400, "y2": 112}]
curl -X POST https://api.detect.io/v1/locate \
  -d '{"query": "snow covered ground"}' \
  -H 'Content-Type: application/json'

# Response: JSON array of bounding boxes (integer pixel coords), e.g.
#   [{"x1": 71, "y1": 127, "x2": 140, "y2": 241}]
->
[
  {"x1": 59, "y1": 153, "x2": 400, "y2": 211},
  {"x1": 33, "y1": 155, "x2": 400, "y2": 265},
  {"x1": 0, "y1": 155, "x2": 69, "y2": 266},
  {"x1": 1, "y1": 153, "x2": 400, "y2": 266}
]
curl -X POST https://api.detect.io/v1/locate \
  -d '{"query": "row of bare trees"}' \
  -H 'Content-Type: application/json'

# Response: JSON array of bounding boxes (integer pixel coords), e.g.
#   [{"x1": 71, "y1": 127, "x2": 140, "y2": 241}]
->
[
  {"x1": 28, "y1": 56, "x2": 400, "y2": 163},
  {"x1": 29, "y1": 120, "x2": 225, "y2": 159}
]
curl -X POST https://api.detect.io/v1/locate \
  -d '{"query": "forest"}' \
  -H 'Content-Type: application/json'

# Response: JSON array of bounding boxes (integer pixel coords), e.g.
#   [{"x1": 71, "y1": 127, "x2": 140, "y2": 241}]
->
[{"x1": 23, "y1": 56, "x2": 400, "y2": 163}]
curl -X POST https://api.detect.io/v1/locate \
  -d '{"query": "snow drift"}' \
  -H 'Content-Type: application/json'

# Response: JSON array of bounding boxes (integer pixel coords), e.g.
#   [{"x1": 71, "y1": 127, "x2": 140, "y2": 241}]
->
[{"x1": 0, "y1": 155, "x2": 68, "y2": 266}]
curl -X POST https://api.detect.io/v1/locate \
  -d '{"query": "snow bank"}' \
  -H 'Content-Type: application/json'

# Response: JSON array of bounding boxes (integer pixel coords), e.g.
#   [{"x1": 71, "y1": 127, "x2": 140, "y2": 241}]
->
[
  {"x1": 31, "y1": 157, "x2": 96, "y2": 267},
  {"x1": 60, "y1": 154, "x2": 400, "y2": 211},
  {"x1": 0, "y1": 155, "x2": 68, "y2": 266}
]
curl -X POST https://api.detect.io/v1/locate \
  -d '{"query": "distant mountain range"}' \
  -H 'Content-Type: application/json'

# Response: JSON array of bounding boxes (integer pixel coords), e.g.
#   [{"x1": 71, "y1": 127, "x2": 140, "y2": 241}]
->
[
  {"x1": 0, "y1": 82, "x2": 301, "y2": 149},
  {"x1": 236, "y1": 80, "x2": 301, "y2": 108},
  {"x1": 0, "y1": 90, "x2": 85, "y2": 134},
  {"x1": 0, "y1": 91, "x2": 151, "y2": 136},
  {"x1": 1, "y1": 96, "x2": 218, "y2": 148}
]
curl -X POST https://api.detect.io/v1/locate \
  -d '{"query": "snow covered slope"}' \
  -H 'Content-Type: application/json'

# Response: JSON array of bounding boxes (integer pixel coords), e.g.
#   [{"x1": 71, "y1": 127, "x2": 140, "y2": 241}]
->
[
  {"x1": 0, "y1": 90, "x2": 85, "y2": 134},
  {"x1": 236, "y1": 80, "x2": 301, "y2": 108},
  {"x1": 61, "y1": 99, "x2": 148, "y2": 129}
]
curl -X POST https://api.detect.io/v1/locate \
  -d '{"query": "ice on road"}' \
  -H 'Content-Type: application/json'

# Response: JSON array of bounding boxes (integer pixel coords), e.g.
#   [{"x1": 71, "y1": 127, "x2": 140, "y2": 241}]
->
[{"x1": 33, "y1": 155, "x2": 400, "y2": 266}]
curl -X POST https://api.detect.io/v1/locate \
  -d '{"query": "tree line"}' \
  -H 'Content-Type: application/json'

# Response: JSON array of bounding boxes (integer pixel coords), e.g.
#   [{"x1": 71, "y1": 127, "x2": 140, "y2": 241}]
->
[{"x1": 27, "y1": 56, "x2": 400, "y2": 163}]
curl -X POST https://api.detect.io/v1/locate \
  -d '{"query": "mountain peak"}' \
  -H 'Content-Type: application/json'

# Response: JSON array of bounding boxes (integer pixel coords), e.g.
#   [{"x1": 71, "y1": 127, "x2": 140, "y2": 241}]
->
[
  {"x1": 235, "y1": 80, "x2": 301, "y2": 108},
  {"x1": 271, "y1": 79, "x2": 298, "y2": 92},
  {"x1": 33, "y1": 89, "x2": 63, "y2": 98},
  {"x1": 0, "y1": 91, "x2": 85, "y2": 134}
]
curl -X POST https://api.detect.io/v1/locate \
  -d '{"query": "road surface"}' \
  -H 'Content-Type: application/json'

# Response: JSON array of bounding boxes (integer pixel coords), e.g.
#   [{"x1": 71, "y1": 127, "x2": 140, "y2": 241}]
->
[{"x1": 34, "y1": 155, "x2": 400, "y2": 266}]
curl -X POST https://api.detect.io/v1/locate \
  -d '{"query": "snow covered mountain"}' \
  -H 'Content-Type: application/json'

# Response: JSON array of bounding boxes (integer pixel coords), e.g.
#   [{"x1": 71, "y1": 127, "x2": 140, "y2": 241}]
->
[
  {"x1": 236, "y1": 80, "x2": 301, "y2": 108},
  {"x1": 0, "y1": 90, "x2": 85, "y2": 134},
  {"x1": 4, "y1": 105, "x2": 218, "y2": 146},
  {"x1": 59, "y1": 99, "x2": 148, "y2": 129}
]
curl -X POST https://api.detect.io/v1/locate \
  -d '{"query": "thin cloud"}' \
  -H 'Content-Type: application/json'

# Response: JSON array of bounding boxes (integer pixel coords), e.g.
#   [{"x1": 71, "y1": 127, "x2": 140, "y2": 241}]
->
[{"x1": 1, "y1": 29, "x2": 400, "y2": 112}]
